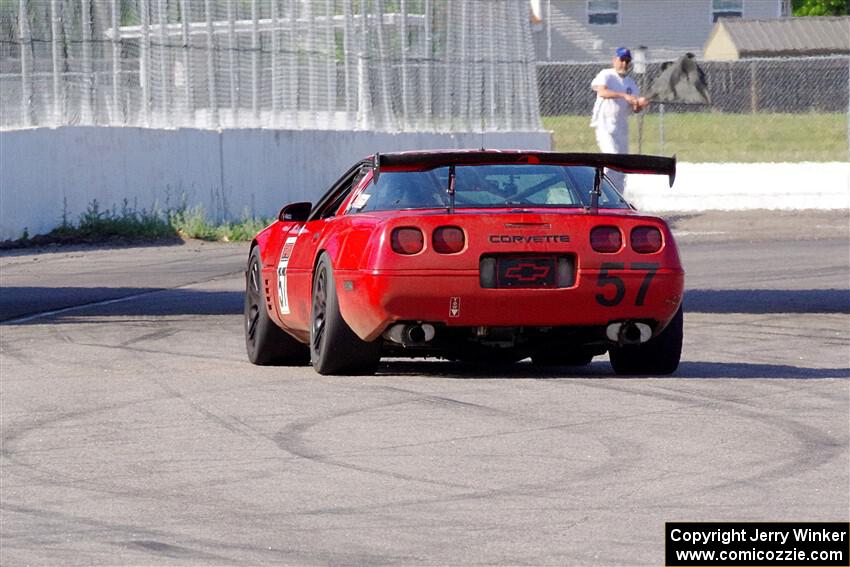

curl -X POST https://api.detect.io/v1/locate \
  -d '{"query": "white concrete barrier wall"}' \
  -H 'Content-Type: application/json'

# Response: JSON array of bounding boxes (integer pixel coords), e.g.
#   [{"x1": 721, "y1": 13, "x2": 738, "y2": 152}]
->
[
  {"x1": 0, "y1": 127, "x2": 550, "y2": 240},
  {"x1": 1, "y1": 127, "x2": 848, "y2": 240},
  {"x1": 625, "y1": 162, "x2": 850, "y2": 212}
]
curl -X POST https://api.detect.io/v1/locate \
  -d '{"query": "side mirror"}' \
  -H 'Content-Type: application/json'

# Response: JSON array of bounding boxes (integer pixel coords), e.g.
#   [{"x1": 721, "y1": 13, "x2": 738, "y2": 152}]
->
[{"x1": 278, "y1": 202, "x2": 312, "y2": 223}]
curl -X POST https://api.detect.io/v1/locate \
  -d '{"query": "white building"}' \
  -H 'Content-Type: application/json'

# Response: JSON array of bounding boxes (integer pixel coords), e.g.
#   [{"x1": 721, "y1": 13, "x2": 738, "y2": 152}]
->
[{"x1": 530, "y1": 0, "x2": 786, "y2": 61}]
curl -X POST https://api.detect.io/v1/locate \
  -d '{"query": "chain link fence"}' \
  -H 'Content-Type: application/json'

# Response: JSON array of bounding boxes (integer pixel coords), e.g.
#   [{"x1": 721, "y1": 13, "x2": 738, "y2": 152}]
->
[
  {"x1": 2, "y1": 1, "x2": 848, "y2": 162},
  {"x1": 539, "y1": 55, "x2": 850, "y2": 162},
  {"x1": 1, "y1": 0, "x2": 541, "y2": 132}
]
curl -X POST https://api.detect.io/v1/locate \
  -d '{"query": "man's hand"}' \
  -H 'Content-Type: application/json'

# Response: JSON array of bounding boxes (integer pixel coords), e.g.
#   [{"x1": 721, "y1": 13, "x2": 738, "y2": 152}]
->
[{"x1": 632, "y1": 96, "x2": 648, "y2": 113}]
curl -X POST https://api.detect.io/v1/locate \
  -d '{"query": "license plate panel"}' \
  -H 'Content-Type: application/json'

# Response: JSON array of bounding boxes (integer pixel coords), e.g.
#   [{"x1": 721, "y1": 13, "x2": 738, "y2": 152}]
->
[{"x1": 480, "y1": 254, "x2": 575, "y2": 289}]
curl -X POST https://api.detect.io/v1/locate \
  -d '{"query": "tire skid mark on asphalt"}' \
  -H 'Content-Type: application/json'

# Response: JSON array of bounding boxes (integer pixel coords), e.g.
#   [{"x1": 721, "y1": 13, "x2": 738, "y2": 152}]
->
[
  {"x1": 554, "y1": 431, "x2": 649, "y2": 501},
  {"x1": 0, "y1": 337, "x2": 41, "y2": 365},
  {"x1": 2, "y1": 380, "x2": 280, "y2": 508},
  {"x1": 119, "y1": 327, "x2": 180, "y2": 347},
  {"x1": 116, "y1": 341, "x2": 267, "y2": 445},
  {"x1": 2, "y1": 408, "x2": 286, "y2": 520},
  {"x1": 273, "y1": 399, "x2": 478, "y2": 490},
  {"x1": 6, "y1": 319, "x2": 299, "y2": 501},
  {"x1": 75, "y1": 344, "x2": 303, "y2": 502},
  {"x1": 57, "y1": 339, "x2": 243, "y2": 364},
  {"x1": 0, "y1": 394, "x2": 184, "y2": 489},
  {"x1": 570, "y1": 380, "x2": 846, "y2": 492},
  {"x1": 282, "y1": 391, "x2": 698, "y2": 464},
  {"x1": 347, "y1": 378, "x2": 845, "y2": 502},
  {"x1": 273, "y1": 381, "x2": 720, "y2": 508},
  {"x1": 376, "y1": 385, "x2": 537, "y2": 422},
  {"x1": 296, "y1": 480, "x2": 559, "y2": 517},
  {"x1": 0, "y1": 502, "x2": 325, "y2": 565},
  {"x1": 294, "y1": 447, "x2": 637, "y2": 518},
  {"x1": 687, "y1": 321, "x2": 848, "y2": 341}
]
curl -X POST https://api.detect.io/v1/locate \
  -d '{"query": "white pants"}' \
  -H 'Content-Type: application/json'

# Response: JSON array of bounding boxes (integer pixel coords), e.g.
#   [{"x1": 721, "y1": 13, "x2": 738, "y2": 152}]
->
[
  {"x1": 594, "y1": 128, "x2": 629, "y2": 189},
  {"x1": 595, "y1": 128, "x2": 629, "y2": 154}
]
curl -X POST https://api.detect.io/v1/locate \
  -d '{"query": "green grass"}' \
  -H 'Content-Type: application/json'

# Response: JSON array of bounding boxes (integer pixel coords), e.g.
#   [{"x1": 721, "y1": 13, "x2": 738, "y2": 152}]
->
[
  {"x1": 542, "y1": 112, "x2": 849, "y2": 162},
  {"x1": 168, "y1": 206, "x2": 271, "y2": 242},
  {"x1": 2, "y1": 200, "x2": 273, "y2": 248}
]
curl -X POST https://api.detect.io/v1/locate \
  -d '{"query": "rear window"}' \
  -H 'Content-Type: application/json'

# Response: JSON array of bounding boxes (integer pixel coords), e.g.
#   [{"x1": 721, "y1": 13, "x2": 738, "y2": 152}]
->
[{"x1": 349, "y1": 164, "x2": 630, "y2": 213}]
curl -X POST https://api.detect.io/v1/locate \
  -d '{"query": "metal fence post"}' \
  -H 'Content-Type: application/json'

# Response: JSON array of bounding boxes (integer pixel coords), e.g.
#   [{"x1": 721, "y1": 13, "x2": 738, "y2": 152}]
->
[
  {"x1": 342, "y1": 0, "x2": 353, "y2": 119},
  {"x1": 400, "y1": 0, "x2": 409, "y2": 130},
  {"x1": 486, "y1": 1, "x2": 496, "y2": 130},
  {"x1": 356, "y1": 0, "x2": 370, "y2": 129},
  {"x1": 306, "y1": 0, "x2": 316, "y2": 118},
  {"x1": 180, "y1": 0, "x2": 192, "y2": 123},
  {"x1": 422, "y1": 0, "x2": 433, "y2": 127},
  {"x1": 271, "y1": 0, "x2": 279, "y2": 123},
  {"x1": 750, "y1": 59, "x2": 758, "y2": 113},
  {"x1": 226, "y1": 0, "x2": 237, "y2": 126},
  {"x1": 111, "y1": 0, "x2": 123, "y2": 124},
  {"x1": 157, "y1": 0, "x2": 170, "y2": 125},
  {"x1": 442, "y1": 0, "x2": 454, "y2": 130},
  {"x1": 204, "y1": 0, "x2": 218, "y2": 127},
  {"x1": 374, "y1": 0, "x2": 393, "y2": 130},
  {"x1": 324, "y1": 0, "x2": 334, "y2": 124},
  {"x1": 458, "y1": 0, "x2": 469, "y2": 130},
  {"x1": 659, "y1": 102, "x2": 665, "y2": 154},
  {"x1": 19, "y1": 0, "x2": 33, "y2": 126},
  {"x1": 140, "y1": 0, "x2": 151, "y2": 126},
  {"x1": 50, "y1": 0, "x2": 63, "y2": 125},
  {"x1": 81, "y1": 0, "x2": 94, "y2": 123},
  {"x1": 288, "y1": 0, "x2": 299, "y2": 128},
  {"x1": 251, "y1": 0, "x2": 259, "y2": 122}
]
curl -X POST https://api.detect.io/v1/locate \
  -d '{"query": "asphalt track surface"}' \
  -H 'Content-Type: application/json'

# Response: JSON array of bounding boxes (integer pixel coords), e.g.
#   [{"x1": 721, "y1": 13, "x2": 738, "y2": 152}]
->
[{"x1": 1, "y1": 210, "x2": 848, "y2": 566}]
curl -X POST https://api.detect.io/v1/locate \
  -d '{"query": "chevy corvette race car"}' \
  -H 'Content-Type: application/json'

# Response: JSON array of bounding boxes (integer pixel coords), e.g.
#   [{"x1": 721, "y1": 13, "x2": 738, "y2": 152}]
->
[{"x1": 245, "y1": 150, "x2": 684, "y2": 375}]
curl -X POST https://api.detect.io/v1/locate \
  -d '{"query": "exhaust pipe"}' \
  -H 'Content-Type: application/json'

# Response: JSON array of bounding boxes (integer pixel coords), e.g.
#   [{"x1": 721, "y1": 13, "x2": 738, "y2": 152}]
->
[
  {"x1": 384, "y1": 323, "x2": 436, "y2": 347},
  {"x1": 606, "y1": 321, "x2": 652, "y2": 345}
]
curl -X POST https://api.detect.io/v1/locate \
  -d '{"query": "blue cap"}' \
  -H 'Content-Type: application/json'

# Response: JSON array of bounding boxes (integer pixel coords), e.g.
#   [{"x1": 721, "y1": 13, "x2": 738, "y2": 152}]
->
[{"x1": 615, "y1": 47, "x2": 631, "y2": 59}]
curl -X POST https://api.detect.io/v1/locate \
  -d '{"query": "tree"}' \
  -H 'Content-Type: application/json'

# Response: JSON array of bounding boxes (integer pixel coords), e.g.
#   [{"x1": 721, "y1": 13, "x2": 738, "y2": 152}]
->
[{"x1": 792, "y1": 0, "x2": 849, "y2": 16}]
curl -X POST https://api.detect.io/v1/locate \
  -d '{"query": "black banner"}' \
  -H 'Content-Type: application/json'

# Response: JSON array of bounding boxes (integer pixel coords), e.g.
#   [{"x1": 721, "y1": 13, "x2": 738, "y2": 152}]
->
[{"x1": 666, "y1": 522, "x2": 849, "y2": 567}]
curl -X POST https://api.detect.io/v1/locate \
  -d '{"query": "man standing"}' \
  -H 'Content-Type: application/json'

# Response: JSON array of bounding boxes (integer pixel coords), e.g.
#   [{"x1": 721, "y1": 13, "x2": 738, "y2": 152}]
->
[{"x1": 590, "y1": 47, "x2": 648, "y2": 155}]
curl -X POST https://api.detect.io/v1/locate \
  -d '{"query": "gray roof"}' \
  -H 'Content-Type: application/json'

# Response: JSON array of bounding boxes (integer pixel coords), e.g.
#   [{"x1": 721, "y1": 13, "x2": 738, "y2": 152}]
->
[{"x1": 720, "y1": 16, "x2": 849, "y2": 56}]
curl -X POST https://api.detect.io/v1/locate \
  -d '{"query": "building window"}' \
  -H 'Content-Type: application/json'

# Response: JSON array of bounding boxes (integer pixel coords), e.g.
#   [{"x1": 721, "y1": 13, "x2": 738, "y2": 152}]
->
[
  {"x1": 588, "y1": 0, "x2": 619, "y2": 25},
  {"x1": 712, "y1": 0, "x2": 743, "y2": 21}
]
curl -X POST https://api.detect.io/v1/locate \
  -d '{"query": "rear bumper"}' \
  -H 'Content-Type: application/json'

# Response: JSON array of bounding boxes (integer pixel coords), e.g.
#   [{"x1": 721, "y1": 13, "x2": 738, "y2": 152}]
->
[{"x1": 335, "y1": 268, "x2": 684, "y2": 341}]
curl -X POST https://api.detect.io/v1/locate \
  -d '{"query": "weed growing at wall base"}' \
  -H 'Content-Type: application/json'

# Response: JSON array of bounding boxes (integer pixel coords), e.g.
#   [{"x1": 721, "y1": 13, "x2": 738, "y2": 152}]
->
[{"x1": 1, "y1": 200, "x2": 272, "y2": 249}]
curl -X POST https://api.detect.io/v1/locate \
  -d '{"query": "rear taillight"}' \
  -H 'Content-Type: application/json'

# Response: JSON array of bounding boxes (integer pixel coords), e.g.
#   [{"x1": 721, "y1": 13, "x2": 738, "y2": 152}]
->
[
  {"x1": 391, "y1": 227, "x2": 424, "y2": 255},
  {"x1": 631, "y1": 226, "x2": 663, "y2": 254},
  {"x1": 432, "y1": 226, "x2": 465, "y2": 254},
  {"x1": 590, "y1": 226, "x2": 622, "y2": 253}
]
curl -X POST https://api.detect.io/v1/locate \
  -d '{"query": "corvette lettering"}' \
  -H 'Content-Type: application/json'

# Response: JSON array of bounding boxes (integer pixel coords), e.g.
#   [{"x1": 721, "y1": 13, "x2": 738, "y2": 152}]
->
[{"x1": 489, "y1": 234, "x2": 570, "y2": 243}]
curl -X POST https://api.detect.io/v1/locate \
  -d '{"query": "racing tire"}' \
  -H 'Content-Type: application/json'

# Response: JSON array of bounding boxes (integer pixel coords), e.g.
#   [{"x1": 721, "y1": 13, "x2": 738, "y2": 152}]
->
[
  {"x1": 310, "y1": 254, "x2": 381, "y2": 375},
  {"x1": 609, "y1": 306, "x2": 683, "y2": 376},
  {"x1": 245, "y1": 247, "x2": 310, "y2": 366}
]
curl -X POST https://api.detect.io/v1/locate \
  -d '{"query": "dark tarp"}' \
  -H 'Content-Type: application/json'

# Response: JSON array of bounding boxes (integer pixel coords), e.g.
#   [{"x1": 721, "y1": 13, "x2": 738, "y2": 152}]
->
[{"x1": 644, "y1": 53, "x2": 711, "y2": 105}]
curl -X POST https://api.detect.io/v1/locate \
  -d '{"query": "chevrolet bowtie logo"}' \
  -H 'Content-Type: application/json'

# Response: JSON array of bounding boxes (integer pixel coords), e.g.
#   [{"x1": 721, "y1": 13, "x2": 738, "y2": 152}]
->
[{"x1": 504, "y1": 263, "x2": 551, "y2": 282}]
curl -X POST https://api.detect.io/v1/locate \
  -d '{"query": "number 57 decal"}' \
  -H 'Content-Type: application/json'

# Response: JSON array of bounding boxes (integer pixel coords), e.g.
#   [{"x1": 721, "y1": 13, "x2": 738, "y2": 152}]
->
[{"x1": 595, "y1": 262, "x2": 659, "y2": 307}]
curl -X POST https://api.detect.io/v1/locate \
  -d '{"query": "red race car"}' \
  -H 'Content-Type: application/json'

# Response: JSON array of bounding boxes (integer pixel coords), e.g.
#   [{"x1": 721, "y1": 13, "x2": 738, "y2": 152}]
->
[{"x1": 245, "y1": 150, "x2": 684, "y2": 375}]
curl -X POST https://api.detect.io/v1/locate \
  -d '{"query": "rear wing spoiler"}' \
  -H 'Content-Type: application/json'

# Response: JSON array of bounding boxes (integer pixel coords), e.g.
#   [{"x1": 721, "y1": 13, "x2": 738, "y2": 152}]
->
[{"x1": 374, "y1": 151, "x2": 676, "y2": 188}]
